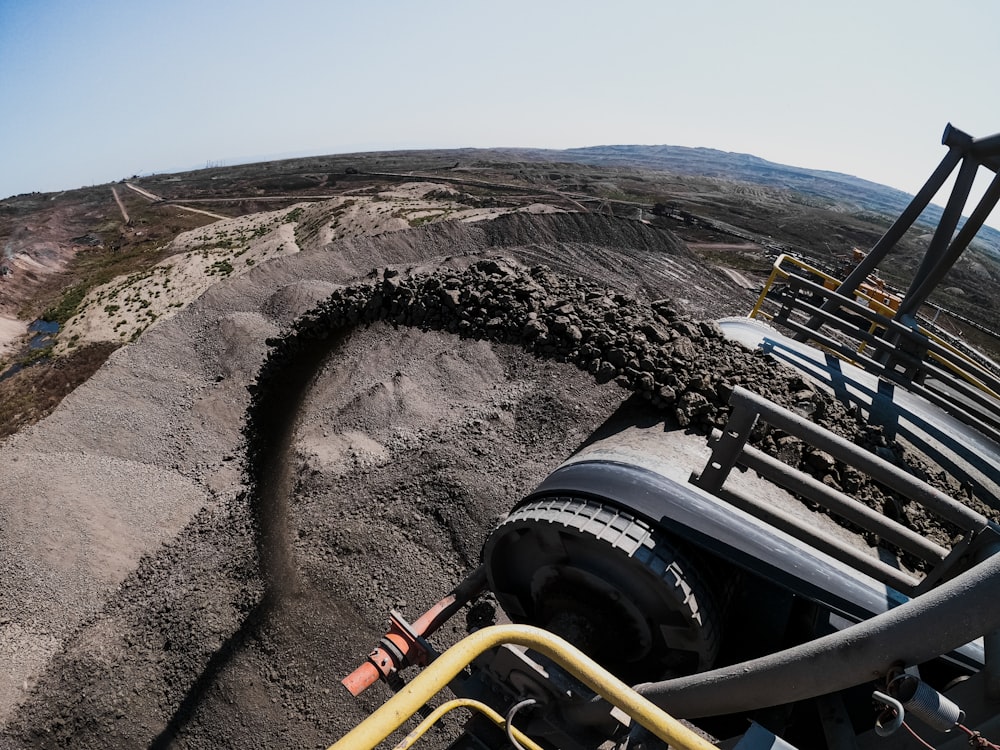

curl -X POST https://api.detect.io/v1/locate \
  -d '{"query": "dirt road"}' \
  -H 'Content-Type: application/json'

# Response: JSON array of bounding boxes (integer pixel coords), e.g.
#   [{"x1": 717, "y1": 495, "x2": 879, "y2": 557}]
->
[
  {"x1": 124, "y1": 182, "x2": 229, "y2": 221},
  {"x1": 110, "y1": 186, "x2": 130, "y2": 225}
]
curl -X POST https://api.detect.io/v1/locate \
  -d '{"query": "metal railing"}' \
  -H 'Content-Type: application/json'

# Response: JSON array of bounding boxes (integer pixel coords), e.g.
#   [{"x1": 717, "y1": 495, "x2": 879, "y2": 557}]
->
[
  {"x1": 749, "y1": 254, "x2": 1000, "y2": 440},
  {"x1": 328, "y1": 624, "x2": 717, "y2": 750},
  {"x1": 691, "y1": 387, "x2": 997, "y2": 597},
  {"x1": 387, "y1": 698, "x2": 545, "y2": 750},
  {"x1": 749, "y1": 253, "x2": 900, "y2": 323}
]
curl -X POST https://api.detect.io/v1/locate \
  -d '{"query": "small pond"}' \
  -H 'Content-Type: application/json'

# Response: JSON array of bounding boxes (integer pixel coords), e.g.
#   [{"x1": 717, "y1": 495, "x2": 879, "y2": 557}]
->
[
  {"x1": 28, "y1": 319, "x2": 59, "y2": 349},
  {"x1": 0, "y1": 319, "x2": 60, "y2": 382}
]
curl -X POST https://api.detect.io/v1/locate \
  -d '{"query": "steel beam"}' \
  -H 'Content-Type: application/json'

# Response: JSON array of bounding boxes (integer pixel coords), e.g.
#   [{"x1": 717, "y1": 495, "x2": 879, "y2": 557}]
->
[{"x1": 897, "y1": 155, "x2": 981, "y2": 318}]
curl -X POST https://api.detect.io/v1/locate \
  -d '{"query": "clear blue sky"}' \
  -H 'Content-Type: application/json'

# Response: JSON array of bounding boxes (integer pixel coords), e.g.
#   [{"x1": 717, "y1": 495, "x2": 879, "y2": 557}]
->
[{"x1": 2, "y1": 0, "x2": 998, "y2": 226}]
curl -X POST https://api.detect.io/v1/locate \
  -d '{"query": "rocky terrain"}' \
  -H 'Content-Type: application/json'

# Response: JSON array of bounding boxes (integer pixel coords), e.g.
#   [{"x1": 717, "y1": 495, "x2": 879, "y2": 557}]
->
[{"x1": 1, "y1": 151, "x2": 998, "y2": 749}]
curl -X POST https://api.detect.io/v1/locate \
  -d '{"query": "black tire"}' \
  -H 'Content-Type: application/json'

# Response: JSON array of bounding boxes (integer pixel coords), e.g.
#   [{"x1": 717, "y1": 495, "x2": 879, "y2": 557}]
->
[{"x1": 482, "y1": 495, "x2": 721, "y2": 683}]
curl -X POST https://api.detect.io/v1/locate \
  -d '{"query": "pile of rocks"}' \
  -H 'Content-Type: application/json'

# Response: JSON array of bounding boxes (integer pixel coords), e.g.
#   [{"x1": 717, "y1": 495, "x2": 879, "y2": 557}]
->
[
  {"x1": 256, "y1": 258, "x2": 807, "y2": 429},
  {"x1": 246, "y1": 258, "x2": 969, "y2": 556}
]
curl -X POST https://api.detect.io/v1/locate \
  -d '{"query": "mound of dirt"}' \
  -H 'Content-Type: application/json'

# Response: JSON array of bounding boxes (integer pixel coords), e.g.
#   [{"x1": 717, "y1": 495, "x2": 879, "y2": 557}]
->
[{"x1": 0, "y1": 212, "x2": 956, "y2": 748}]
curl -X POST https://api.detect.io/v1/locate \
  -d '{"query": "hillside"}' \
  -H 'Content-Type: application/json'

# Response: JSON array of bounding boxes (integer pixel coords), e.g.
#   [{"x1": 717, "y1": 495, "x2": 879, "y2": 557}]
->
[
  {"x1": 1, "y1": 145, "x2": 999, "y2": 748},
  {"x1": 553, "y1": 143, "x2": 1000, "y2": 256},
  {"x1": 3, "y1": 147, "x2": 1000, "y2": 438}
]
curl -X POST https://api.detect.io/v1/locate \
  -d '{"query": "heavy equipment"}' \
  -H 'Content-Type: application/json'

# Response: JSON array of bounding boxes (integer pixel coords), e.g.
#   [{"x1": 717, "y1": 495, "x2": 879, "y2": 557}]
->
[{"x1": 333, "y1": 124, "x2": 1000, "y2": 749}]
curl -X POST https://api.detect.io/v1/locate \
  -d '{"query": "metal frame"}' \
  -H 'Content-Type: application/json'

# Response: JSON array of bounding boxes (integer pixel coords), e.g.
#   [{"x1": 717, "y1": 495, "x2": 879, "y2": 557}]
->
[
  {"x1": 750, "y1": 254, "x2": 1000, "y2": 443},
  {"x1": 385, "y1": 698, "x2": 546, "y2": 750},
  {"x1": 328, "y1": 624, "x2": 718, "y2": 750},
  {"x1": 691, "y1": 387, "x2": 996, "y2": 596},
  {"x1": 808, "y1": 124, "x2": 1000, "y2": 327}
]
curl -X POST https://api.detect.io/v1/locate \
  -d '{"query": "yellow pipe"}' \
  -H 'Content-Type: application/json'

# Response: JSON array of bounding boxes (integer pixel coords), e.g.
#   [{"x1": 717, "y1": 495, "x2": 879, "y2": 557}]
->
[
  {"x1": 749, "y1": 258, "x2": 788, "y2": 320},
  {"x1": 328, "y1": 624, "x2": 717, "y2": 750},
  {"x1": 389, "y1": 698, "x2": 544, "y2": 750}
]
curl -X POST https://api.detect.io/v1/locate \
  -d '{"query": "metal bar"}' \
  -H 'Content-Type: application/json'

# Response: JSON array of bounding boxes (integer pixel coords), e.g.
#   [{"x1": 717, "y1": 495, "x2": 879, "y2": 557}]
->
[
  {"x1": 776, "y1": 308, "x2": 1000, "y2": 442},
  {"x1": 774, "y1": 299, "x2": 923, "y2": 380},
  {"x1": 808, "y1": 145, "x2": 965, "y2": 322},
  {"x1": 776, "y1": 302, "x2": 1000, "y2": 418},
  {"x1": 922, "y1": 321, "x2": 1000, "y2": 399},
  {"x1": 774, "y1": 308, "x2": 899, "y2": 372},
  {"x1": 728, "y1": 387, "x2": 989, "y2": 531},
  {"x1": 972, "y1": 130, "x2": 1000, "y2": 158},
  {"x1": 329, "y1": 624, "x2": 718, "y2": 750},
  {"x1": 715, "y1": 484, "x2": 920, "y2": 594},
  {"x1": 343, "y1": 567, "x2": 488, "y2": 696},
  {"x1": 882, "y1": 369, "x2": 1000, "y2": 446},
  {"x1": 974, "y1": 540, "x2": 1000, "y2": 701},
  {"x1": 783, "y1": 273, "x2": 896, "y2": 327},
  {"x1": 898, "y1": 155, "x2": 981, "y2": 318},
  {"x1": 388, "y1": 698, "x2": 545, "y2": 750},
  {"x1": 941, "y1": 122, "x2": 975, "y2": 151},
  {"x1": 721, "y1": 435, "x2": 949, "y2": 564},
  {"x1": 905, "y1": 170, "x2": 1000, "y2": 313},
  {"x1": 788, "y1": 294, "x2": 1000, "y2": 418},
  {"x1": 568, "y1": 546, "x2": 1000, "y2": 722},
  {"x1": 764, "y1": 282, "x2": 1000, "y2": 435},
  {"x1": 797, "y1": 126, "x2": 969, "y2": 338},
  {"x1": 748, "y1": 262, "x2": 786, "y2": 320},
  {"x1": 913, "y1": 532, "x2": 979, "y2": 595},
  {"x1": 691, "y1": 405, "x2": 758, "y2": 492}
]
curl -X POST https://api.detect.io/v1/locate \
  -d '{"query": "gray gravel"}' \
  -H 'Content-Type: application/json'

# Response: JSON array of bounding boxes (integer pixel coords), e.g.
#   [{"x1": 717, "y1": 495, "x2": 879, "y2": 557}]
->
[{"x1": 0, "y1": 213, "x2": 963, "y2": 748}]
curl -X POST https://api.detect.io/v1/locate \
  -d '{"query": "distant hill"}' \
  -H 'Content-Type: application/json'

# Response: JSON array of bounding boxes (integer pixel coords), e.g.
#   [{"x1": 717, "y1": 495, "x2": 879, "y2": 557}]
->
[{"x1": 551, "y1": 144, "x2": 1000, "y2": 257}]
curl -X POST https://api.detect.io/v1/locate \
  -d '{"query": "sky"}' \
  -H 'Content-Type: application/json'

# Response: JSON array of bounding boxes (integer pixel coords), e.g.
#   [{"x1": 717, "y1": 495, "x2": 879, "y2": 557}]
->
[{"x1": 1, "y1": 0, "x2": 998, "y2": 227}]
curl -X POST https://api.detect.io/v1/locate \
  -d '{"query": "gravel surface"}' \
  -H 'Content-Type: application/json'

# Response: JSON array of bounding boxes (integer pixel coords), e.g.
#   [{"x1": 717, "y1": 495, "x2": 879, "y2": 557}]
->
[{"x1": 0, "y1": 213, "x2": 977, "y2": 748}]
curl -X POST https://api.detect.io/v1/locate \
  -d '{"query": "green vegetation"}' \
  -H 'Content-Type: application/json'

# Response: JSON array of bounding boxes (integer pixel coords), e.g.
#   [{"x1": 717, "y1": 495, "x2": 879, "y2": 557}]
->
[
  {"x1": 42, "y1": 284, "x2": 90, "y2": 324},
  {"x1": 209, "y1": 259, "x2": 234, "y2": 276},
  {"x1": 35, "y1": 243, "x2": 170, "y2": 325},
  {"x1": 19, "y1": 344, "x2": 54, "y2": 367},
  {"x1": 408, "y1": 212, "x2": 445, "y2": 227}
]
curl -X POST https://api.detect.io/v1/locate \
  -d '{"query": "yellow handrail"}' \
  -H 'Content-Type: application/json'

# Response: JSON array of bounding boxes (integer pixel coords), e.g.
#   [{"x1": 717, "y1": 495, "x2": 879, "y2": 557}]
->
[
  {"x1": 749, "y1": 254, "x2": 1000, "y2": 400},
  {"x1": 750, "y1": 254, "x2": 897, "y2": 323},
  {"x1": 388, "y1": 698, "x2": 544, "y2": 750},
  {"x1": 328, "y1": 624, "x2": 717, "y2": 750}
]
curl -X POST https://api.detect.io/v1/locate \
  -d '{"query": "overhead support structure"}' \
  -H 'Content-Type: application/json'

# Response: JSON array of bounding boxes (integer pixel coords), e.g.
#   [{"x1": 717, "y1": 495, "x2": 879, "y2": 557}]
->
[{"x1": 802, "y1": 123, "x2": 1000, "y2": 333}]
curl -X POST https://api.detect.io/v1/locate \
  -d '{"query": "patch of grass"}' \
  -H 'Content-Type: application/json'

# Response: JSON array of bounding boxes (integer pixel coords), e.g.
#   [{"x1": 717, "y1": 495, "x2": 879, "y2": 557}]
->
[
  {"x1": 19, "y1": 344, "x2": 54, "y2": 367},
  {"x1": 408, "y1": 213, "x2": 442, "y2": 227},
  {"x1": 208, "y1": 259, "x2": 234, "y2": 276},
  {"x1": 34, "y1": 244, "x2": 168, "y2": 324},
  {"x1": 42, "y1": 284, "x2": 89, "y2": 324}
]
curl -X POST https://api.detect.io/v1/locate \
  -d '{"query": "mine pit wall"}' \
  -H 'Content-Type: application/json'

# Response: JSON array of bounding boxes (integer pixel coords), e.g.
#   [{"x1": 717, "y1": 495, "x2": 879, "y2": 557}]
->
[{"x1": 2, "y1": 212, "x2": 975, "y2": 747}]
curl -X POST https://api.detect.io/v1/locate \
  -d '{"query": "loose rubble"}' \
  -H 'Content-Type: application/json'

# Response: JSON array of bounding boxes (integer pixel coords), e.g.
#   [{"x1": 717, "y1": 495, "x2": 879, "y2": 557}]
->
[
  {"x1": 248, "y1": 258, "x2": 978, "y2": 583},
  {"x1": 5, "y1": 214, "x2": 989, "y2": 749}
]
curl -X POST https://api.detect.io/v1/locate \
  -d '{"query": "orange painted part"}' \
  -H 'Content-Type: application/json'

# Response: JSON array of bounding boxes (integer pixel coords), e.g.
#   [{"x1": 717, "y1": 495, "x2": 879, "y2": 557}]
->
[
  {"x1": 859, "y1": 281, "x2": 901, "y2": 311},
  {"x1": 341, "y1": 613, "x2": 430, "y2": 696},
  {"x1": 413, "y1": 594, "x2": 458, "y2": 634},
  {"x1": 341, "y1": 567, "x2": 488, "y2": 697},
  {"x1": 341, "y1": 597, "x2": 458, "y2": 696},
  {"x1": 342, "y1": 661, "x2": 382, "y2": 697}
]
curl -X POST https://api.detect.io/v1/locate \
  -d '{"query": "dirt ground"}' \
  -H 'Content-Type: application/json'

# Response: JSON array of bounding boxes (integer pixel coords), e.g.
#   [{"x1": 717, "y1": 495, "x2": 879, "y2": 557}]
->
[
  {"x1": 0, "y1": 211, "x2": 983, "y2": 749},
  {"x1": 0, "y1": 213, "x2": 764, "y2": 748}
]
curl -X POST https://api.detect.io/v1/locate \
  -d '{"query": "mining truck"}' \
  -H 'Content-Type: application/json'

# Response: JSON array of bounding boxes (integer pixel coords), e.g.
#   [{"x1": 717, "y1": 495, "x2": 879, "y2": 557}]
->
[{"x1": 332, "y1": 124, "x2": 1000, "y2": 749}]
